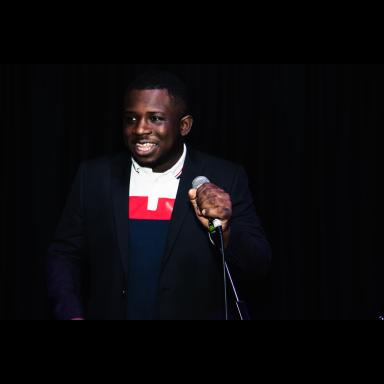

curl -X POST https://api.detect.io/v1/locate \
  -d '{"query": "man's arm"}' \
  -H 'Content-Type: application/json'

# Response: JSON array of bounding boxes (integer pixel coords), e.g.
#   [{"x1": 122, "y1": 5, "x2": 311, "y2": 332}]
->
[
  {"x1": 225, "y1": 166, "x2": 271, "y2": 280},
  {"x1": 47, "y1": 164, "x2": 87, "y2": 320},
  {"x1": 189, "y1": 166, "x2": 271, "y2": 281}
]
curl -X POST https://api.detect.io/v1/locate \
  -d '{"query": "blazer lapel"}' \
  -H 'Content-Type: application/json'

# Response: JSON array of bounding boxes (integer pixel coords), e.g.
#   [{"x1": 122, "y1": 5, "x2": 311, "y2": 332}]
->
[
  {"x1": 111, "y1": 152, "x2": 132, "y2": 277},
  {"x1": 162, "y1": 148, "x2": 204, "y2": 268}
]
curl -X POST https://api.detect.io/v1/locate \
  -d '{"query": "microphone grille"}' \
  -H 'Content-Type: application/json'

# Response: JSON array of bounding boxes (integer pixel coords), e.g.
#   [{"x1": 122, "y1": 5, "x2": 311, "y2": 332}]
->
[{"x1": 192, "y1": 176, "x2": 210, "y2": 189}]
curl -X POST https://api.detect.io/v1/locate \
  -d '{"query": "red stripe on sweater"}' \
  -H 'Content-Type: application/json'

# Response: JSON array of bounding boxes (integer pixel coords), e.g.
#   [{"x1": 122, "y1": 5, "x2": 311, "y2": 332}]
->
[{"x1": 129, "y1": 196, "x2": 175, "y2": 221}]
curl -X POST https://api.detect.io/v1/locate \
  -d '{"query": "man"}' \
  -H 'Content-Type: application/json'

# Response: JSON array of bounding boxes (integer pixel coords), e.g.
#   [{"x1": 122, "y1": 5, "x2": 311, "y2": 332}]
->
[{"x1": 47, "y1": 71, "x2": 271, "y2": 320}]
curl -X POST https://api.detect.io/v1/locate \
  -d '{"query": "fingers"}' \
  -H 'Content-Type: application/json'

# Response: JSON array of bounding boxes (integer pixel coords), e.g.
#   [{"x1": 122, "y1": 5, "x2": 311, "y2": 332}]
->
[
  {"x1": 196, "y1": 183, "x2": 225, "y2": 200},
  {"x1": 189, "y1": 185, "x2": 232, "y2": 234},
  {"x1": 189, "y1": 185, "x2": 232, "y2": 221},
  {"x1": 200, "y1": 206, "x2": 232, "y2": 221}
]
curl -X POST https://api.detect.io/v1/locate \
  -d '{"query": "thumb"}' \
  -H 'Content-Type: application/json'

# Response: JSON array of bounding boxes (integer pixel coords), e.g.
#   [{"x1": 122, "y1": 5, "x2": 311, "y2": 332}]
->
[
  {"x1": 188, "y1": 188, "x2": 197, "y2": 201},
  {"x1": 188, "y1": 189, "x2": 202, "y2": 216}
]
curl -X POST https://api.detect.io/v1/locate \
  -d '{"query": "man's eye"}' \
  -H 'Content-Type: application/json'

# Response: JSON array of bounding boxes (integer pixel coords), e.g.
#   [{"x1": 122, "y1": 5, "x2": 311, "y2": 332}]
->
[
  {"x1": 125, "y1": 116, "x2": 137, "y2": 124},
  {"x1": 150, "y1": 116, "x2": 165, "y2": 123}
]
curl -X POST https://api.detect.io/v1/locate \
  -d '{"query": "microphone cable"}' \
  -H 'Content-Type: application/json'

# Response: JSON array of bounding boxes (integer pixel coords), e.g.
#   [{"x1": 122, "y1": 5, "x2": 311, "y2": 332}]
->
[
  {"x1": 212, "y1": 223, "x2": 248, "y2": 321},
  {"x1": 215, "y1": 225, "x2": 229, "y2": 321}
]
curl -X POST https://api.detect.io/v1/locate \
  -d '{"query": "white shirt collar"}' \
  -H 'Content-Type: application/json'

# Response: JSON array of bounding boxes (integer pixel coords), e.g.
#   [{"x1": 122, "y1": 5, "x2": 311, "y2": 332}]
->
[{"x1": 131, "y1": 144, "x2": 187, "y2": 179}]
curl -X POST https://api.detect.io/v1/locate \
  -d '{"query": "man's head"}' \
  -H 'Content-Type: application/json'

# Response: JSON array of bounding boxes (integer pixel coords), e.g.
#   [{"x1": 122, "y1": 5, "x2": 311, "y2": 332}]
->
[{"x1": 123, "y1": 71, "x2": 193, "y2": 173}]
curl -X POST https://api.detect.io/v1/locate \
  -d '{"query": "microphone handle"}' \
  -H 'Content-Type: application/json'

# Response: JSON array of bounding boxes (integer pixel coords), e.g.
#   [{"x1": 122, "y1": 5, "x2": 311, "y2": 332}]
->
[{"x1": 208, "y1": 219, "x2": 222, "y2": 235}]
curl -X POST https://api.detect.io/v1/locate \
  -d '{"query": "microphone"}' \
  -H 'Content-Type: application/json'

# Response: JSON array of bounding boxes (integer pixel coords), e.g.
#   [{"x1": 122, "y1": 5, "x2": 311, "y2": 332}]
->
[{"x1": 192, "y1": 176, "x2": 223, "y2": 234}]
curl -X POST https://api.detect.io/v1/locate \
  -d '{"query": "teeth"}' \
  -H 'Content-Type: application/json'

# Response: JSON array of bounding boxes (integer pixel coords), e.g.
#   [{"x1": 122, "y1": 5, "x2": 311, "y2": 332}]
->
[
  {"x1": 137, "y1": 143, "x2": 156, "y2": 147},
  {"x1": 136, "y1": 143, "x2": 157, "y2": 153}
]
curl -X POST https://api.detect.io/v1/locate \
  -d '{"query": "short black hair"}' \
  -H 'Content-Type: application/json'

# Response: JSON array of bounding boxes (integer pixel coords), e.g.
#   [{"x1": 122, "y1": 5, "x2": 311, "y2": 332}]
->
[{"x1": 126, "y1": 70, "x2": 191, "y2": 115}]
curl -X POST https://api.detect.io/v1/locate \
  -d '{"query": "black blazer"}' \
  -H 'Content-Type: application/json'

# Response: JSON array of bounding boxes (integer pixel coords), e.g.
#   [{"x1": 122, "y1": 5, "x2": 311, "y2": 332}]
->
[{"x1": 47, "y1": 147, "x2": 271, "y2": 320}]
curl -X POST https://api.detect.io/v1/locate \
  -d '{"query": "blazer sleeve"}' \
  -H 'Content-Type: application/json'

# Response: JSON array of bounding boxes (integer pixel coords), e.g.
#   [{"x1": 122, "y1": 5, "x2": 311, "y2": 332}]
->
[
  {"x1": 46, "y1": 164, "x2": 87, "y2": 320},
  {"x1": 226, "y1": 166, "x2": 272, "y2": 281}
]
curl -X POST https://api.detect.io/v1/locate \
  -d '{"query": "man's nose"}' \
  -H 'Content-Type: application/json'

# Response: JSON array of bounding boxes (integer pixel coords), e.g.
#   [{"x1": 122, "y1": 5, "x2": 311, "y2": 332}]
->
[{"x1": 134, "y1": 118, "x2": 152, "y2": 135}]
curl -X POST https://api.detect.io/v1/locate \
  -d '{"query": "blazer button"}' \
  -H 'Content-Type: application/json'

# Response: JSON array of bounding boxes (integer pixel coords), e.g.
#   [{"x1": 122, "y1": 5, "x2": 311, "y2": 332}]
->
[{"x1": 122, "y1": 289, "x2": 127, "y2": 297}]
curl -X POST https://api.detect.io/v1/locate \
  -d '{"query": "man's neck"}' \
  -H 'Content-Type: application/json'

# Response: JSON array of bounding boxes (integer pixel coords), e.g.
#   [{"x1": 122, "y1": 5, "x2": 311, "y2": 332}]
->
[{"x1": 132, "y1": 144, "x2": 187, "y2": 175}]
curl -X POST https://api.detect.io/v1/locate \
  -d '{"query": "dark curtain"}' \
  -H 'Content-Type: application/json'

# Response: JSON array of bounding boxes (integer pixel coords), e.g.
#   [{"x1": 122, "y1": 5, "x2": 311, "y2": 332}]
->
[{"x1": 1, "y1": 64, "x2": 382, "y2": 320}]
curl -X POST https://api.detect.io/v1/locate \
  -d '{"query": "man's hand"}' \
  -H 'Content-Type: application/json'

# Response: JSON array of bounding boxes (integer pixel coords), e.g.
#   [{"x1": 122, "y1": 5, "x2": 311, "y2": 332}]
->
[{"x1": 188, "y1": 183, "x2": 232, "y2": 247}]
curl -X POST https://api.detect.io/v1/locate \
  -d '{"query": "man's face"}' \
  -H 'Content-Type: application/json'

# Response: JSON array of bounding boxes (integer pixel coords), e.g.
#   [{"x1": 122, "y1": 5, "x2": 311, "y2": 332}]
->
[{"x1": 123, "y1": 89, "x2": 192, "y2": 173}]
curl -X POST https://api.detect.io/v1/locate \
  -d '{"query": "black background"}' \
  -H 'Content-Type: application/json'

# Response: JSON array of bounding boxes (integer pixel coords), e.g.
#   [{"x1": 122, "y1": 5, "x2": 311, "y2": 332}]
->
[{"x1": 1, "y1": 64, "x2": 382, "y2": 320}]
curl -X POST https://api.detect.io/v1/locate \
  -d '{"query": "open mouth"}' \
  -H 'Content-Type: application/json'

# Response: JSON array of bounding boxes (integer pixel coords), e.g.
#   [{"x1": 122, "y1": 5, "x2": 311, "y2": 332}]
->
[{"x1": 134, "y1": 142, "x2": 159, "y2": 156}]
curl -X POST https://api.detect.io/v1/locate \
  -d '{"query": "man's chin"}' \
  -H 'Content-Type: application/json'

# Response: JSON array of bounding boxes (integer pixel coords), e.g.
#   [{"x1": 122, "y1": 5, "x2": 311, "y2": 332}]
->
[{"x1": 132, "y1": 155, "x2": 158, "y2": 168}]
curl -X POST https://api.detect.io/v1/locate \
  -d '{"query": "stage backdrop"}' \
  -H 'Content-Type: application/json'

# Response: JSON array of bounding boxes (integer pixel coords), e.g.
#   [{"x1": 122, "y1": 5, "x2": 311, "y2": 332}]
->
[{"x1": 1, "y1": 64, "x2": 382, "y2": 320}]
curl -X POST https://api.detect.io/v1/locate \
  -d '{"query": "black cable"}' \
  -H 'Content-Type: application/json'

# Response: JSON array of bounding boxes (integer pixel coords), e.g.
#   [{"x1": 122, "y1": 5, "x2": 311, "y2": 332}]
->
[
  {"x1": 217, "y1": 227, "x2": 229, "y2": 321},
  {"x1": 215, "y1": 226, "x2": 249, "y2": 321}
]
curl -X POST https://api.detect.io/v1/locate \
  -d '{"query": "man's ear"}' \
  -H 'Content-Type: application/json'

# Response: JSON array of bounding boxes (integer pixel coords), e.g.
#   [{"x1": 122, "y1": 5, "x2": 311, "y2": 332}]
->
[{"x1": 180, "y1": 115, "x2": 193, "y2": 137}]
